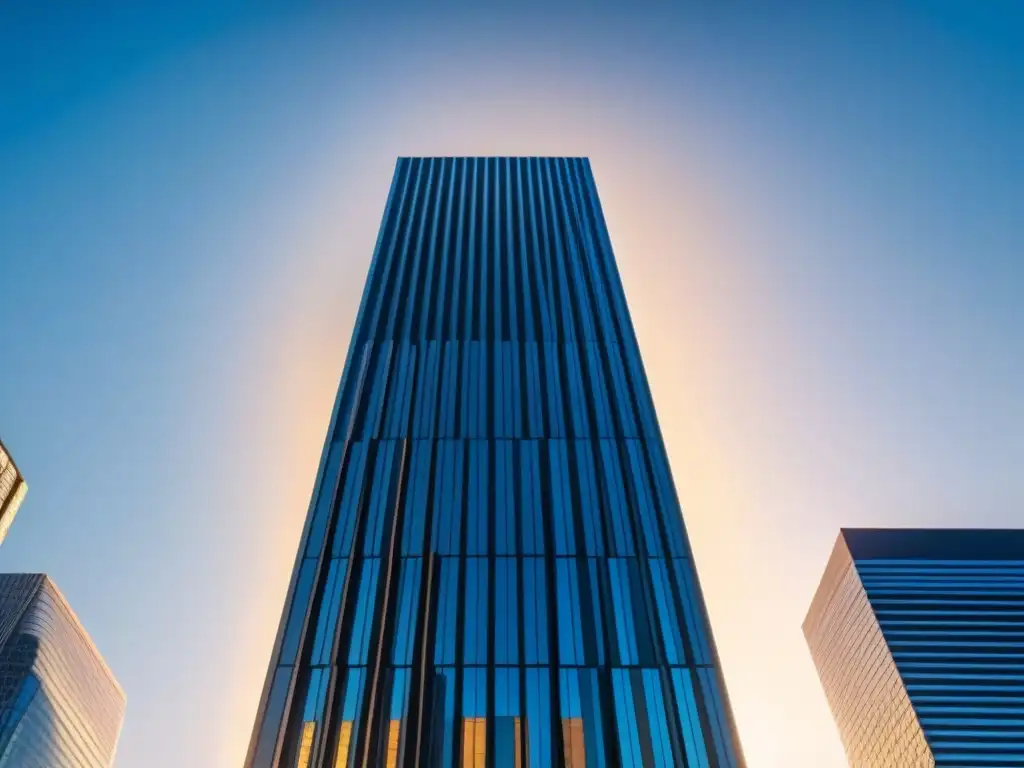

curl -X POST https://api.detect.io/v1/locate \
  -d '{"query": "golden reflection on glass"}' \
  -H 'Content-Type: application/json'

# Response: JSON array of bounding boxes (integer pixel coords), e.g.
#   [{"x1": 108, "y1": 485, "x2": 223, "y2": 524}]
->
[
  {"x1": 295, "y1": 721, "x2": 316, "y2": 768},
  {"x1": 562, "y1": 717, "x2": 586, "y2": 767},
  {"x1": 386, "y1": 719, "x2": 402, "y2": 767},
  {"x1": 462, "y1": 717, "x2": 487, "y2": 767},
  {"x1": 333, "y1": 721, "x2": 353, "y2": 768}
]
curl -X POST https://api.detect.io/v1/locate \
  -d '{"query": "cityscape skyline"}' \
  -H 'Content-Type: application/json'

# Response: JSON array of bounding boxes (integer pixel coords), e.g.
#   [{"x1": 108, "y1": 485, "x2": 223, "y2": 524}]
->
[{"x1": 1, "y1": 3, "x2": 1022, "y2": 766}]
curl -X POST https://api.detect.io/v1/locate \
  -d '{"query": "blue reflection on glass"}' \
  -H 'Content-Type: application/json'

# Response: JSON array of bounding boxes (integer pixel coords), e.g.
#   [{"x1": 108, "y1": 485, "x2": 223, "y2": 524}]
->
[
  {"x1": 522, "y1": 558, "x2": 549, "y2": 664},
  {"x1": 434, "y1": 559, "x2": 459, "y2": 665},
  {"x1": 391, "y1": 559, "x2": 423, "y2": 666},
  {"x1": 463, "y1": 558, "x2": 489, "y2": 664},
  {"x1": 525, "y1": 668, "x2": 552, "y2": 766}
]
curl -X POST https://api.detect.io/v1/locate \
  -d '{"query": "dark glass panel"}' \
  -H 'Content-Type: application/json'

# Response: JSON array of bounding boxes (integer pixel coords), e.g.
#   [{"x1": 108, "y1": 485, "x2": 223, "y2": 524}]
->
[
  {"x1": 426, "y1": 667, "x2": 457, "y2": 767},
  {"x1": 573, "y1": 441, "x2": 605, "y2": 556},
  {"x1": 463, "y1": 558, "x2": 489, "y2": 665},
  {"x1": 649, "y1": 560, "x2": 687, "y2": 665},
  {"x1": 391, "y1": 558, "x2": 423, "y2": 666},
  {"x1": 599, "y1": 441, "x2": 635, "y2": 556},
  {"x1": 549, "y1": 441, "x2": 576, "y2": 556},
  {"x1": 493, "y1": 668, "x2": 523, "y2": 768},
  {"x1": 310, "y1": 557, "x2": 348, "y2": 667},
  {"x1": 347, "y1": 559, "x2": 382, "y2": 666},
  {"x1": 670, "y1": 668, "x2": 711, "y2": 768},
  {"x1": 522, "y1": 558, "x2": 549, "y2": 664},
  {"x1": 625, "y1": 440, "x2": 663, "y2": 557},
  {"x1": 494, "y1": 558, "x2": 519, "y2": 665},
  {"x1": 399, "y1": 441, "x2": 433, "y2": 556},
  {"x1": 280, "y1": 558, "x2": 318, "y2": 665},
  {"x1": 332, "y1": 667, "x2": 367, "y2": 768},
  {"x1": 520, "y1": 442, "x2": 545, "y2": 555},
  {"x1": 434, "y1": 559, "x2": 459, "y2": 666},
  {"x1": 363, "y1": 441, "x2": 400, "y2": 557},
  {"x1": 304, "y1": 441, "x2": 344, "y2": 557},
  {"x1": 331, "y1": 442, "x2": 369, "y2": 559},
  {"x1": 465, "y1": 441, "x2": 489, "y2": 555},
  {"x1": 555, "y1": 558, "x2": 585, "y2": 666},
  {"x1": 494, "y1": 441, "x2": 516, "y2": 555},
  {"x1": 431, "y1": 441, "x2": 464, "y2": 556},
  {"x1": 252, "y1": 666, "x2": 293, "y2": 768},
  {"x1": 412, "y1": 341, "x2": 441, "y2": 437}
]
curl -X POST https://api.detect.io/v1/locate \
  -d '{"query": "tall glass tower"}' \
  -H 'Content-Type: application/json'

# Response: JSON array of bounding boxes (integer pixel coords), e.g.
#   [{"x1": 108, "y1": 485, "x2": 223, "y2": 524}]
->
[
  {"x1": 804, "y1": 528, "x2": 1024, "y2": 768},
  {"x1": 0, "y1": 573, "x2": 125, "y2": 767},
  {"x1": 246, "y1": 157, "x2": 744, "y2": 767}
]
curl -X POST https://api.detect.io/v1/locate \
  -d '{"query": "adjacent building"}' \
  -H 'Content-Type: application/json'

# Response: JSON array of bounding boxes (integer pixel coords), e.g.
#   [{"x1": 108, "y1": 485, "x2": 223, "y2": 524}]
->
[
  {"x1": 246, "y1": 157, "x2": 744, "y2": 767},
  {"x1": 0, "y1": 573, "x2": 125, "y2": 767},
  {"x1": 804, "y1": 528, "x2": 1024, "y2": 768},
  {"x1": 0, "y1": 440, "x2": 26, "y2": 545}
]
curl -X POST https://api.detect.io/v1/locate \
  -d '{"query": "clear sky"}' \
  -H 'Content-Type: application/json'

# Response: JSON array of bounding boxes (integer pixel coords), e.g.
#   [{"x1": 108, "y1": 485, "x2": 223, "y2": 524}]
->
[{"x1": 0, "y1": 2, "x2": 1022, "y2": 766}]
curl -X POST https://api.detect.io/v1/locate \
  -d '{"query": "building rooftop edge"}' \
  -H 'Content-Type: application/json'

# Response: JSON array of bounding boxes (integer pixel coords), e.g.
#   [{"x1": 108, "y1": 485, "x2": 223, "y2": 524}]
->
[
  {"x1": 395, "y1": 155, "x2": 592, "y2": 160},
  {"x1": 840, "y1": 527, "x2": 1024, "y2": 561}
]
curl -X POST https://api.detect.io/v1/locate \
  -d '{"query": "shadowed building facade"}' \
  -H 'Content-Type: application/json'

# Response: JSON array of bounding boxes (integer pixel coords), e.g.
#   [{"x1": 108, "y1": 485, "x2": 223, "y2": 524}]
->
[
  {"x1": 0, "y1": 440, "x2": 26, "y2": 546},
  {"x1": 0, "y1": 574, "x2": 125, "y2": 767},
  {"x1": 804, "y1": 528, "x2": 1024, "y2": 768},
  {"x1": 246, "y1": 157, "x2": 744, "y2": 767}
]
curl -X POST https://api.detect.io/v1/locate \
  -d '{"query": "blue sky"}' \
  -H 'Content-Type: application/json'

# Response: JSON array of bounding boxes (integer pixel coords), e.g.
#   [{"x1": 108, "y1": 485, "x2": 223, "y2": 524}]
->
[{"x1": 0, "y1": 2, "x2": 1021, "y2": 765}]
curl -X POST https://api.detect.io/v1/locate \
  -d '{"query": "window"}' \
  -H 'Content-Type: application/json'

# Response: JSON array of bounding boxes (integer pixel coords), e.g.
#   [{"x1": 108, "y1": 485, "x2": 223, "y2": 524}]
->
[
  {"x1": 333, "y1": 668, "x2": 367, "y2": 768},
  {"x1": 305, "y1": 441, "x2": 344, "y2": 557},
  {"x1": 625, "y1": 440, "x2": 663, "y2": 557},
  {"x1": 399, "y1": 442, "x2": 433, "y2": 556},
  {"x1": 382, "y1": 342, "x2": 415, "y2": 437},
  {"x1": 310, "y1": 558, "x2": 348, "y2": 667},
  {"x1": 433, "y1": 560, "x2": 459, "y2": 666},
  {"x1": 348, "y1": 560, "x2": 381, "y2": 666},
  {"x1": 670, "y1": 668, "x2": 711, "y2": 768},
  {"x1": 522, "y1": 559, "x2": 549, "y2": 664},
  {"x1": 525, "y1": 669, "x2": 553, "y2": 766},
  {"x1": 520, "y1": 442, "x2": 545, "y2": 554},
  {"x1": 412, "y1": 341, "x2": 440, "y2": 437},
  {"x1": 599, "y1": 441, "x2": 635, "y2": 556},
  {"x1": 573, "y1": 441, "x2": 605, "y2": 556},
  {"x1": 463, "y1": 559, "x2": 489, "y2": 664},
  {"x1": 363, "y1": 442, "x2": 400, "y2": 556},
  {"x1": 331, "y1": 443, "x2": 369, "y2": 559},
  {"x1": 549, "y1": 441, "x2": 576, "y2": 555},
  {"x1": 280, "y1": 558, "x2": 318, "y2": 665},
  {"x1": 494, "y1": 668, "x2": 523, "y2": 768},
  {"x1": 431, "y1": 442, "x2": 464, "y2": 556},
  {"x1": 649, "y1": 560, "x2": 686, "y2": 665},
  {"x1": 494, "y1": 559, "x2": 519, "y2": 665},
  {"x1": 465, "y1": 442, "x2": 488, "y2": 555},
  {"x1": 560, "y1": 668, "x2": 608, "y2": 768},
  {"x1": 391, "y1": 559, "x2": 423, "y2": 666},
  {"x1": 494, "y1": 442, "x2": 516, "y2": 555},
  {"x1": 462, "y1": 668, "x2": 487, "y2": 767}
]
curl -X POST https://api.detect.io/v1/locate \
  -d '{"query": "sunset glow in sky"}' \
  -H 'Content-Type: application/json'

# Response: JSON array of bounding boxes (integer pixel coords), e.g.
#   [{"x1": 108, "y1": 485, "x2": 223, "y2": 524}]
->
[{"x1": 0, "y1": 3, "x2": 1022, "y2": 766}]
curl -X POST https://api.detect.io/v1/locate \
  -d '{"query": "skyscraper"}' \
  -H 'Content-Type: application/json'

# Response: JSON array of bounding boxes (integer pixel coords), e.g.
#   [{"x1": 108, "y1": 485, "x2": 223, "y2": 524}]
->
[
  {"x1": 247, "y1": 157, "x2": 744, "y2": 767},
  {"x1": 0, "y1": 440, "x2": 26, "y2": 545},
  {"x1": 0, "y1": 573, "x2": 125, "y2": 767},
  {"x1": 804, "y1": 528, "x2": 1024, "y2": 768}
]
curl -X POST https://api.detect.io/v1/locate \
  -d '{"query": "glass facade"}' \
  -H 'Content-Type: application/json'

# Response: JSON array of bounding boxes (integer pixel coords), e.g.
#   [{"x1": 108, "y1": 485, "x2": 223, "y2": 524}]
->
[
  {"x1": 0, "y1": 441, "x2": 26, "y2": 546},
  {"x1": 0, "y1": 574, "x2": 125, "y2": 767},
  {"x1": 246, "y1": 157, "x2": 744, "y2": 767},
  {"x1": 805, "y1": 528, "x2": 1024, "y2": 768}
]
